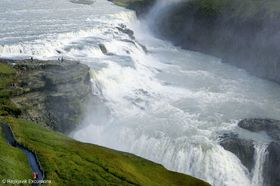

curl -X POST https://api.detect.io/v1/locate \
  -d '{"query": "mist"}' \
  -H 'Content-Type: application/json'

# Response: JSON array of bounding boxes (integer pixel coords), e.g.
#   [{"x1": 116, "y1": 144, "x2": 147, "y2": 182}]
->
[
  {"x1": 1, "y1": 0, "x2": 280, "y2": 185},
  {"x1": 70, "y1": 2, "x2": 280, "y2": 186},
  {"x1": 142, "y1": 0, "x2": 280, "y2": 84}
]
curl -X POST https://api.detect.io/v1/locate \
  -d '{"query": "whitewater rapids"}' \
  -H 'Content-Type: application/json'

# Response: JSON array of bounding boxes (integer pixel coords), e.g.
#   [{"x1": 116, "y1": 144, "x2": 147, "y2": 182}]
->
[{"x1": 1, "y1": 0, "x2": 280, "y2": 185}]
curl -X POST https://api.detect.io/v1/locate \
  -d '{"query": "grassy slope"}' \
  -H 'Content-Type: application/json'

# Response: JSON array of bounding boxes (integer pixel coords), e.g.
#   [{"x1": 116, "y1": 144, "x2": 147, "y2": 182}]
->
[
  {"x1": 0, "y1": 63, "x2": 21, "y2": 117},
  {"x1": 0, "y1": 126, "x2": 32, "y2": 180},
  {"x1": 3, "y1": 117, "x2": 209, "y2": 186},
  {"x1": 0, "y1": 118, "x2": 208, "y2": 186},
  {"x1": 0, "y1": 62, "x2": 31, "y2": 180},
  {"x1": 0, "y1": 62, "x2": 210, "y2": 185}
]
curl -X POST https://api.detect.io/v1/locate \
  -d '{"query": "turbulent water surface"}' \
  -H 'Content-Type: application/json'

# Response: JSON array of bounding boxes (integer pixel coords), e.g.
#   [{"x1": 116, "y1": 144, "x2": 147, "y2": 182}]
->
[{"x1": 1, "y1": 0, "x2": 280, "y2": 186}]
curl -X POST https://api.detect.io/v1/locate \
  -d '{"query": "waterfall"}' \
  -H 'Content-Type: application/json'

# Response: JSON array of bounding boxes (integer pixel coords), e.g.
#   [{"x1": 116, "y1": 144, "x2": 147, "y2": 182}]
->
[
  {"x1": 251, "y1": 143, "x2": 268, "y2": 186},
  {"x1": 1, "y1": 1, "x2": 280, "y2": 186}
]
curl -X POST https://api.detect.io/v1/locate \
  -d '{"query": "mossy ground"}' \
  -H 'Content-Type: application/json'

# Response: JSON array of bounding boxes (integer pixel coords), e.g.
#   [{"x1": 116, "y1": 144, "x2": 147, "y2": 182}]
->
[
  {"x1": 0, "y1": 63, "x2": 21, "y2": 117},
  {"x1": 0, "y1": 117, "x2": 209, "y2": 186},
  {"x1": 0, "y1": 63, "x2": 16, "y2": 93},
  {"x1": 0, "y1": 62, "x2": 31, "y2": 181}
]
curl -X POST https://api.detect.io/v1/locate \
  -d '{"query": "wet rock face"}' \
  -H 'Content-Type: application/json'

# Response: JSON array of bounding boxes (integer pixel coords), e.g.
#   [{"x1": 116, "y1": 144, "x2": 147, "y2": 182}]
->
[
  {"x1": 238, "y1": 119, "x2": 280, "y2": 186},
  {"x1": 143, "y1": 0, "x2": 280, "y2": 84},
  {"x1": 221, "y1": 119, "x2": 280, "y2": 186},
  {"x1": 220, "y1": 133, "x2": 255, "y2": 172},
  {"x1": 263, "y1": 142, "x2": 280, "y2": 186},
  {"x1": 10, "y1": 59, "x2": 92, "y2": 133},
  {"x1": 238, "y1": 119, "x2": 280, "y2": 141},
  {"x1": 116, "y1": 24, "x2": 135, "y2": 40}
]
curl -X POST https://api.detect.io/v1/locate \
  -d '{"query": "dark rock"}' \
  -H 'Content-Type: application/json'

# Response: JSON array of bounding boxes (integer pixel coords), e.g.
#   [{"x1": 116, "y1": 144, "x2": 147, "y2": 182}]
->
[
  {"x1": 220, "y1": 133, "x2": 255, "y2": 172},
  {"x1": 237, "y1": 118, "x2": 280, "y2": 186},
  {"x1": 8, "y1": 59, "x2": 92, "y2": 133},
  {"x1": 238, "y1": 119, "x2": 280, "y2": 141},
  {"x1": 137, "y1": 0, "x2": 280, "y2": 84},
  {"x1": 69, "y1": 0, "x2": 94, "y2": 5},
  {"x1": 99, "y1": 44, "x2": 108, "y2": 54},
  {"x1": 219, "y1": 118, "x2": 280, "y2": 185},
  {"x1": 116, "y1": 26, "x2": 135, "y2": 40},
  {"x1": 263, "y1": 142, "x2": 280, "y2": 186}
]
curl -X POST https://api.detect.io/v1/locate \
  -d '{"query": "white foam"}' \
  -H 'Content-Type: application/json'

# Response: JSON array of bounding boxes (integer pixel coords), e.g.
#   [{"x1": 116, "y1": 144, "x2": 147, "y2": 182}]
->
[
  {"x1": 1, "y1": 1, "x2": 280, "y2": 186},
  {"x1": 251, "y1": 144, "x2": 268, "y2": 186}
]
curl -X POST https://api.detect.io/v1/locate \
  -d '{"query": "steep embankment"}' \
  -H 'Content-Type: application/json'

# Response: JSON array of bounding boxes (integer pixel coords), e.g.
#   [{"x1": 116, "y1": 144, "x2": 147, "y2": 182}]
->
[
  {"x1": 0, "y1": 59, "x2": 91, "y2": 133},
  {"x1": 113, "y1": 0, "x2": 280, "y2": 84},
  {"x1": 0, "y1": 117, "x2": 210, "y2": 186}
]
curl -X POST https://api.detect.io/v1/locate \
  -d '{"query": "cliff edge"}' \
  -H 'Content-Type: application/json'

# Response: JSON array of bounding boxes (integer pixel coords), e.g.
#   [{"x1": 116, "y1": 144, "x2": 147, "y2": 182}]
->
[{"x1": 0, "y1": 59, "x2": 92, "y2": 133}]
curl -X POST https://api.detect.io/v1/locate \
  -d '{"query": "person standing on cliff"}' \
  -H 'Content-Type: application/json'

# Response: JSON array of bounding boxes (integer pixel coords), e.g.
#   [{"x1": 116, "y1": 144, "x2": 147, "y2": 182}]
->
[{"x1": 32, "y1": 172, "x2": 38, "y2": 180}]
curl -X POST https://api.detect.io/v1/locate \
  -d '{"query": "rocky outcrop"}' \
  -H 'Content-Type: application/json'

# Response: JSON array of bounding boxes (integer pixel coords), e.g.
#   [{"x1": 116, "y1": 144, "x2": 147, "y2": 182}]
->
[
  {"x1": 220, "y1": 133, "x2": 255, "y2": 172},
  {"x1": 220, "y1": 119, "x2": 280, "y2": 186},
  {"x1": 70, "y1": 0, "x2": 94, "y2": 5},
  {"x1": 238, "y1": 119, "x2": 280, "y2": 186},
  {"x1": 263, "y1": 142, "x2": 280, "y2": 186},
  {"x1": 6, "y1": 59, "x2": 92, "y2": 133},
  {"x1": 99, "y1": 44, "x2": 109, "y2": 55},
  {"x1": 116, "y1": 24, "x2": 135, "y2": 40},
  {"x1": 238, "y1": 119, "x2": 280, "y2": 142}
]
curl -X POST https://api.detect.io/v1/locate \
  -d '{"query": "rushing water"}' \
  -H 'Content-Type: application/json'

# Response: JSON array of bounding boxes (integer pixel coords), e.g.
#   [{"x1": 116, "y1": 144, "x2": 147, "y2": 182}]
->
[
  {"x1": 251, "y1": 144, "x2": 268, "y2": 186},
  {"x1": 1, "y1": 0, "x2": 280, "y2": 185}
]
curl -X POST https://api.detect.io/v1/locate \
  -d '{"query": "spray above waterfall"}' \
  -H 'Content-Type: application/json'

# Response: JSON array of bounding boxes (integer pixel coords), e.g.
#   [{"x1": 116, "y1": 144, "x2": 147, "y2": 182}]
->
[
  {"x1": 1, "y1": 0, "x2": 280, "y2": 186},
  {"x1": 73, "y1": 2, "x2": 280, "y2": 186}
]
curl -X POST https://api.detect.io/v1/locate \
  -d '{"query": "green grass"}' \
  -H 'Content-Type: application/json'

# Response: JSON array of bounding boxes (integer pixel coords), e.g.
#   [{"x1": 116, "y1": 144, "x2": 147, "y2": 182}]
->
[
  {"x1": 0, "y1": 63, "x2": 16, "y2": 75},
  {"x1": 0, "y1": 63, "x2": 21, "y2": 116},
  {"x1": 2, "y1": 117, "x2": 210, "y2": 186},
  {"x1": 0, "y1": 124, "x2": 32, "y2": 181},
  {"x1": 0, "y1": 63, "x2": 16, "y2": 91}
]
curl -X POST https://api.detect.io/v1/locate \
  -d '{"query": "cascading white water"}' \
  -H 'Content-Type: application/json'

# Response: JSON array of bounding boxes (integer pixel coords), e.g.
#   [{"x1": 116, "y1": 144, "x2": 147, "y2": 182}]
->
[
  {"x1": 1, "y1": 0, "x2": 280, "y2": 186},
  {"x1": 251, "y1": 144, "x2": 268, "y2": 186}
]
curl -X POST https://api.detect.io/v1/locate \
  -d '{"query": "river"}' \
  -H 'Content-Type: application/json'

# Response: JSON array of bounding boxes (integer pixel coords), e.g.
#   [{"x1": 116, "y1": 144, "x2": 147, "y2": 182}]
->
[{"x1": 1, "y1": 0, "x2": 280, "y2": 185}]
